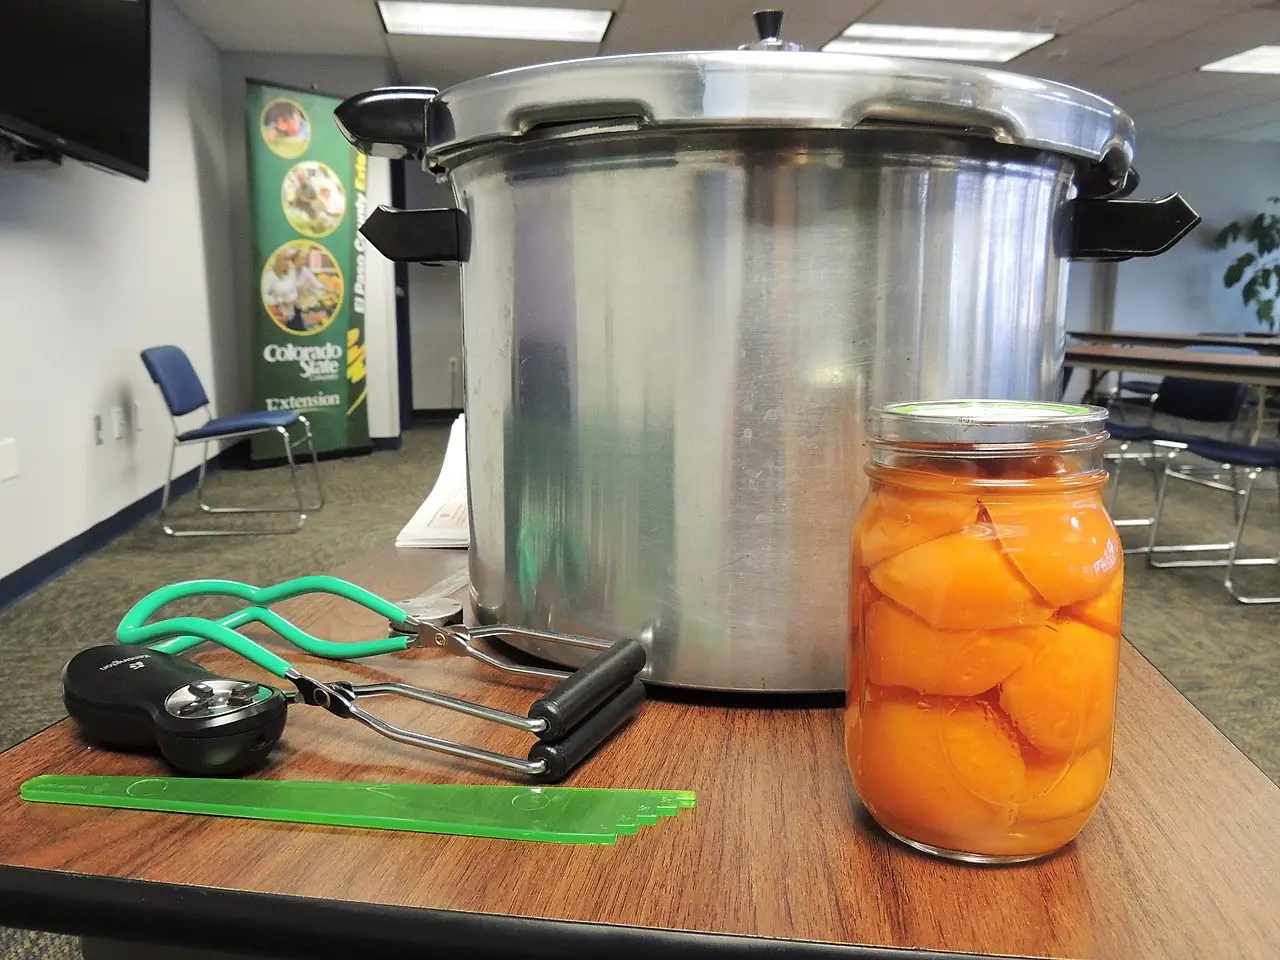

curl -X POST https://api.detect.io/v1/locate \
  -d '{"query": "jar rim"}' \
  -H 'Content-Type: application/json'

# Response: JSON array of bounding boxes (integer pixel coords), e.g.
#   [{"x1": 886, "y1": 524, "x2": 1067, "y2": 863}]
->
[{"x1": 870, "y1": 399, "x2": 1109, "y2": 447}]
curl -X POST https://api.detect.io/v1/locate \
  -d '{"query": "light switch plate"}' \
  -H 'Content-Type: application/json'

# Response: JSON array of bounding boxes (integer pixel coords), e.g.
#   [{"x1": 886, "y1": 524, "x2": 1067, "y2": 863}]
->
[{"x1": 0, "y1": 438, "x2": 17, "y2": 483}]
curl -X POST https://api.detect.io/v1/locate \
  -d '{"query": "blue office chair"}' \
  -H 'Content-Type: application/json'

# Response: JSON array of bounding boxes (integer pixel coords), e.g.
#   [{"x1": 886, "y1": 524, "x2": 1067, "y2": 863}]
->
[
  {"x1": 1104, "y1": 356, "x2": 1254, "y2": 549},
  {"x1": 140, "y1": 346, "x2": 324, "y2": 536},
  {"x1": 1103, "y1": 374, "x2": 1162, "y2": 423},
  {"x1": 1146, "y1": 436, "x2": 1280, "y2": 604}
]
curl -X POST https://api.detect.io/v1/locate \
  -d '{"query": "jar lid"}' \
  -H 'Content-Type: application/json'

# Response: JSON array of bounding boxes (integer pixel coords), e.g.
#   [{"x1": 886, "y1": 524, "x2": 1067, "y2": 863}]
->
[
  {"x1": 425, "y1": 46, "x2": 1134, "y2": 178},
  {"x1": 871, "y1": 399, "x2": 1109, "y2": 447}
]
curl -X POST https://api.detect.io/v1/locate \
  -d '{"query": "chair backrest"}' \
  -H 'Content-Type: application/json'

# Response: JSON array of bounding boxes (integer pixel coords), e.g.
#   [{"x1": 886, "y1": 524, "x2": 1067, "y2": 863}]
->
[
  {"x1": 1151, "y1": 345, "x2": 1256, "y2": 424},
  {"x1": 140, "y1": 346, "x2": 209, "y2": 417}
]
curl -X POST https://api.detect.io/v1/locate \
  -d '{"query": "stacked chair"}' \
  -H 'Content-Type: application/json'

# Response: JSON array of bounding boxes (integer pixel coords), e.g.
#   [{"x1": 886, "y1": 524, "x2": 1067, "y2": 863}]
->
[
  {"x1": 1102, "y1": 373, "x2": 1162, "y2": 423},
  {"x1": 1146, "y1": 431, "x2": 1280, "y2": 603},
  {"x1": 1102, "y1": 345, "x2": 1278, "y2": 604},
  {"x1": 1105, "y1": 376, "x2": 1248, "y2": 546}
]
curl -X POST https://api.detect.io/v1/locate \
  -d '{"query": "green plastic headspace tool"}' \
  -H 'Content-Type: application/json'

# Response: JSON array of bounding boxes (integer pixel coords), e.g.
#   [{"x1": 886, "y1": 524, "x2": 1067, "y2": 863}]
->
[
  {"x1": 104, "y1": 575, "x2": 648, "y2": 782},
  {"x1": 21, "y1": 776, "x2": 695, "y2": 845}
]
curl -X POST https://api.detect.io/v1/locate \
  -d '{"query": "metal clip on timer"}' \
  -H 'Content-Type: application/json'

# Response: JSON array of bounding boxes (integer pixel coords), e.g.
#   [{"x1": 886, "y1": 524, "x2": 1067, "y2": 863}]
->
[{"x1": 114, "y1": 577, "x2": 647, "y2": 782}]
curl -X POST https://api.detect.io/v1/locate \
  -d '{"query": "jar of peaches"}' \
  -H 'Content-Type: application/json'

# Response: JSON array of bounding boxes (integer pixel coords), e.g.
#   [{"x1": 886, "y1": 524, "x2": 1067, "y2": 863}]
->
[{"x1": 846, "y1": 400, "x2": 1121, "y2": 863}]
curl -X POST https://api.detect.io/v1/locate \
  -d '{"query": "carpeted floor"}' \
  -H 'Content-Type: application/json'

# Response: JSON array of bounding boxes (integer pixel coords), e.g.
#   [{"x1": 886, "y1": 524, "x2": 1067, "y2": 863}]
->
[
  {"x1": 0, "y1": 419, "x2": 1277, "y2": 958},
  {"x1": 0, "y1": 425, "x2": 448, "y2": 960}
]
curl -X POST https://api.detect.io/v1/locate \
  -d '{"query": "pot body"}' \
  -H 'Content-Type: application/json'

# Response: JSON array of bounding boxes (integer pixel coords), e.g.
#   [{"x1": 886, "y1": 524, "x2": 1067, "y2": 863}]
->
[{"x1": 454, "y1": 127, "x2": 1076, "y2": 691}]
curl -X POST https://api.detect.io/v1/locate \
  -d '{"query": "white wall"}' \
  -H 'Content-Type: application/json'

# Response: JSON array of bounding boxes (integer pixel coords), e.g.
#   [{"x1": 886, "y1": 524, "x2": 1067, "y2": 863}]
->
[
  {"x1": 220, "y1": 53, "x2": 401, "y2": 436},
  {"x1": 404, "y1": 167, "x2": 465, "y2": 410},
  {"x1": 0, "y1": 0, "x2": 232, "y2": 580},
  {"x1": 1112, "y1": 138, "x2": 1280, "y2": 335},
  {"x1": 0, "y1": 24, "x2": 407, "y2": 582}
]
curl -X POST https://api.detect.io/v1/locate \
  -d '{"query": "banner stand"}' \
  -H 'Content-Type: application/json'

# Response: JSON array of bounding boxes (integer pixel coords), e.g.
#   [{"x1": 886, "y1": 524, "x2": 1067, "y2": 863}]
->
[{"x1": 245, "y1": 80, "x2": 371, "y2": 462}]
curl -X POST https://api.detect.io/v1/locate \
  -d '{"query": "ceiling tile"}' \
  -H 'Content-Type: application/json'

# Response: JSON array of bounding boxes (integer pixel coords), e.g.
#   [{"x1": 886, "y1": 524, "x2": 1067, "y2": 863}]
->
[
  {"x1": 1077, "y1": 2, "x2": 1225, "y2": 41},
  {"x1": 1009, "y1": 32, "x2": 1153, "y2": 73},
  {"x1": 1069, "y1": 38, "x2": 1254, "y2": 94},
  {"x1": 173, "y1": 0, "x2": 388, "y2": 55},
  {"x1": 1158, "y1": 98, "x2": 1280, "y2": 138},
  {"x1": 431, "y1": 0, "x2": 615, "y2": 7},
  {"x1": 1184, "y1": 8, "x2": 1280, "y2": 45},
  {"x1": 854, "y1": 0, "x2": 1135, "y2": 34},
  {"x1": 600, "y1": 1, "x2": 878, "y2": 57},
  {"x1": 388, "y1": 35, "x2": 596, "y2": 86},
  {"x1": 776, "y1": 2, "x2": 883, "y2": 50},
  {"x1": 1120, "y1": 70, "x2": 1263, "y2": 111},
  {"x1": 1137, "y1": 78, "x2": 1280, "y2": 126},
  {"x1": 1225, "y1": 120, "x2": 1280, "y2": 140},
  {"x1": 174, "y1": 0, "x2": 1280, "y2": 143},
  {"x1": 600, "y1": 0, "x2": 747, "y2": 54}
]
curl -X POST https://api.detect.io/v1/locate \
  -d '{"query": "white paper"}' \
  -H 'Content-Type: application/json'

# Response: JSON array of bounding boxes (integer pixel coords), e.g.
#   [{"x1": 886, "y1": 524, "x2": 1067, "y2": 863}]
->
[{"x1": 395, "y1": 414, "x2": 469, "y2": 548}]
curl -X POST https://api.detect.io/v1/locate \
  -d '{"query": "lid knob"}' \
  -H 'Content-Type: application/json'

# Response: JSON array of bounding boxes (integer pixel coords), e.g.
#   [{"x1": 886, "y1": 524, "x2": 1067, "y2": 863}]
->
[
  {"x1": 740, "y1": 9, "x2": 802, "y2": 50},
  {"x1": 754, "y1": 9, "x2": 783, "y2": 42}
]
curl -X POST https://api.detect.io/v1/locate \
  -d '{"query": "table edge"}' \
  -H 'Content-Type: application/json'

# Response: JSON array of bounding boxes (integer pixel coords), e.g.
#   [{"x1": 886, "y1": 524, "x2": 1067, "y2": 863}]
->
[
  {"x1": 0, "y1": 865, "x2": 1011, "y2": 960},
  {"x1": 1063, "y1": 347, "x2": 1280, "y2": 387}
]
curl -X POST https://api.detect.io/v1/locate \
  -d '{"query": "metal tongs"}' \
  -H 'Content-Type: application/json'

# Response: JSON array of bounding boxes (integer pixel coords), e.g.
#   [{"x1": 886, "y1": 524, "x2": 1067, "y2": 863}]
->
[{"x1": 115, "y1": 576, "x2": 646, "y2": 782}]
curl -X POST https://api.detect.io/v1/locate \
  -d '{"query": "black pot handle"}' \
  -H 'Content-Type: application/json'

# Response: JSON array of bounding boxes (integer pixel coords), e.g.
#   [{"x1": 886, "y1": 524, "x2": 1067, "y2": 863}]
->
[
  {"x1": 1065, "y1": 192, "x2": 1200, "y2": 261},
  {"x1": 360, "y1": 205, "x2": 471, "y2": 264},
  {"x1": 334, "y1": 86, "x2": 437, "y2": 160}
]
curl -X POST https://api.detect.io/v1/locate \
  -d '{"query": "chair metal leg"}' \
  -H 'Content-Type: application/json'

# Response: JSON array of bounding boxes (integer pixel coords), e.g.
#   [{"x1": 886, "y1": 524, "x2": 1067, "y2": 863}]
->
[
  {"x1": 298, "y1": 415, "x2": 326, "y2": 512},
  {"x1": 1107, "y1": 441, "x2": 1174, "y2": 551},
  {"x1": 196, "y1": 442, "x2": 213, "y2": 513},
  {"x1": 154, "y1": 421, "x2": 326, "y2": 537},
  {"x1": 281, "y1": 424, "x2": 308, "y2": 530},
  {"x1": 1224, "y1": 469, "x2": 1280, "y2": 604},
  {"x1": 1229, "y1": 465, "x2": 1243, "y2": 526},
  {"x1": 157, "y1": 437, "x2": 181, "y2": 538},
  {"x1": 1147, "y1": 453, "x2": 1279, "y2": 585},
  {"x1": 192, "y1": 422, "x2": 323, "y2": 517},
  {"x1": 1106, "y1": 442, "x2": 1126, "y2": 514},
  {"x1": 1148, "y1": 454, "x2": 1238, "y2": 566},
  {"x1": 1144, "y1": 452, "x2": 1176, "y2": 560},
  {"x1": 1250, "y1": 386, "x2": 1268, "y2": 446}
]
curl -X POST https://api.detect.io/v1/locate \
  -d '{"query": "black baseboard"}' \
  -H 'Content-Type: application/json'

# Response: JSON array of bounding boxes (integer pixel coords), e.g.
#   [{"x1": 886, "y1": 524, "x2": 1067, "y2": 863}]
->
[
  {"x1": 372, "y1": 435, "x2": 403, "y2": 451},
  {"x1": 412, "y1": 409, "x2": 463, "y2": 424},
  {"x1": 0, "y1": 446, "x2": 239, "y2": 614}
]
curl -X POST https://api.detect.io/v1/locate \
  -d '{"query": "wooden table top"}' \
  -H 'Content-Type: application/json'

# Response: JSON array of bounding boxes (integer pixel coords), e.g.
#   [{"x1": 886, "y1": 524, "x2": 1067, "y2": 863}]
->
[
  {"x1": 1068, "y1": 330, "x2": 1280, "y2": 354},
  {"x1": 1065, "y1": 342, "x2": 1280, "y2": 386},
  {"x1": 2, "y1": 547, "x2": 1279, "y2": 959}
]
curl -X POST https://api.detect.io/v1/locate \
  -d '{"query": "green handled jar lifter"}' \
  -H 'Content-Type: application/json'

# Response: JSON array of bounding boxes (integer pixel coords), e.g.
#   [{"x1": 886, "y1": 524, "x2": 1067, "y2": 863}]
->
[{"x1": 111, "y1": 575, "x2": 647, "y2": 781}]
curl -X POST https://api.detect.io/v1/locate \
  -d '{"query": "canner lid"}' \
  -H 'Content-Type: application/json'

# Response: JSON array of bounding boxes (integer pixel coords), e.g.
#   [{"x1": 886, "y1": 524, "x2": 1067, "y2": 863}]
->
[{"x1": 425, "y1": 47, "x2": 1135, "y2": 181}]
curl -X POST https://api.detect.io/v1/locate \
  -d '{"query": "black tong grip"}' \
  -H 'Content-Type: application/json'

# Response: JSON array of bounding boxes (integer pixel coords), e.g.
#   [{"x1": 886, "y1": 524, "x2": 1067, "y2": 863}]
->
[
  {"x1": 529, "y1": 639, "x2": 647, "y2": 740},
  {"x1": 528, "y1": 679, "x2": 646, "y2": 783}
]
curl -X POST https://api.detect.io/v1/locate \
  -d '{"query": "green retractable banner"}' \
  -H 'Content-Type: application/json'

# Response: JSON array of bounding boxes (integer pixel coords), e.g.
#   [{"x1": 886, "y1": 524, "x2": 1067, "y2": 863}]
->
[{"x1": 245, "y1": 81, "x2": 370, "y2": 461}]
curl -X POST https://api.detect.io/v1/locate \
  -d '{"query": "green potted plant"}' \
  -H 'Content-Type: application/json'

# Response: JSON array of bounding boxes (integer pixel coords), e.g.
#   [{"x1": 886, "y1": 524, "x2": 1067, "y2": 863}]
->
[{"x1": 1214, "y1": 197, "x2": 1280, "y2": 332}]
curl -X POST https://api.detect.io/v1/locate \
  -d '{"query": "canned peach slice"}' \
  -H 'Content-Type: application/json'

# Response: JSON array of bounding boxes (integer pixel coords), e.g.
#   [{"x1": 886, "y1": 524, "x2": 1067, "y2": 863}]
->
[
  {"x1": 856, "y1": 486, "x2": 980, "y2": 568},
  {"x1": 999, "y1": 617, "x2": 1120, "y2": 759},
  {"x1": 850, "y1": 693, "x2": 1025, "y2": 846},
  {"x1": 1063, "y1": 570, "x2": 1124, "y2": 633},
  {"x1": 868, "y1": 524, "x2": 1054, "y2": 630},
  {"x1": 865, "y1": 598, "x2": 1049, "y2": 696},
  {"x1": 1017, "y1": 744, "x2": 1112, "y2": 823},
  {"x1": 984, "y1": 492, "x2": 1121, "y2": 607}
]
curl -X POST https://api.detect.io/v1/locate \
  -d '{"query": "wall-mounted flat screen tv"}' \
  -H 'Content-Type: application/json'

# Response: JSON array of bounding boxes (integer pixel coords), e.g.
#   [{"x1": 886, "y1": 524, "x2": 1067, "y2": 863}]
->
[{"x1": 0, "y1": 0, "x2": 151, "y2": 181}]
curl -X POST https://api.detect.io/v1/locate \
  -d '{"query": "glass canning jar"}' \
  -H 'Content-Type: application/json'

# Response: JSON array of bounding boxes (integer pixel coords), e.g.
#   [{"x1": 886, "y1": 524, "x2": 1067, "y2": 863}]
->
[{"x1": 845, "y1": 400, "x2": 1122, "y2": 863}]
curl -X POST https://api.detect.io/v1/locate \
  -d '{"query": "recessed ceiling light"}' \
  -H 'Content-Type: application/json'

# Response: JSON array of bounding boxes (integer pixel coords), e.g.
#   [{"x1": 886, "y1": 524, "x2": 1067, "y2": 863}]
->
[
  {"x1": 822, "y1": 23, "x2": 1054, "y2": 63},
  {"x1": 1201, "y1": 46, "x2": 1280, "y2": 74},
  {"x1": 378, "y1": 1, "x2": 612, "y2": 42}
]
